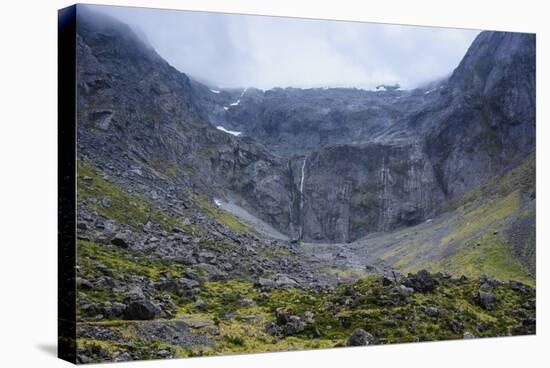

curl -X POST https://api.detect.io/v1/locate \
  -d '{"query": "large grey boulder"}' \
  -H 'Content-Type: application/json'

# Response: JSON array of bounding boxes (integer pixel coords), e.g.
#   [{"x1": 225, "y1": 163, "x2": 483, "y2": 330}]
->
[
  {"x1": 477, "y1": 291, "x2": 497, "y2": 310},
  {"x1": 123, "y1": 299, "x2": 158, "y2": 320},
  {"x1": 111, "y1": 232, "x2": 131, "y2": 248},
  {"x1": 347, "y1": 328, "x2": 375, "y2": 346},
  {"x1": 404, "y1": 270, "x2": 438, "y2": 293}
]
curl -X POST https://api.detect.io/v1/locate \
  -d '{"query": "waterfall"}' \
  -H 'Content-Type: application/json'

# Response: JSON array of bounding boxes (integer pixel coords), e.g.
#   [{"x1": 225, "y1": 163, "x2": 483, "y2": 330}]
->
[
  {"x1": 300, "y1": 158, "x2": 306, "y2": 199},
  {"x1": 299, "y1": 158, "x2": 306, "y2": 240}
]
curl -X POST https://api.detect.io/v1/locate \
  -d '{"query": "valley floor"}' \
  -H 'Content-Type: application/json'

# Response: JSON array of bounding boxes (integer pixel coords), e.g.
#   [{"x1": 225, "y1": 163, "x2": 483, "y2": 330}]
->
[{"x1": 76, "y1": 262, "x2": 535, "y2": 363}]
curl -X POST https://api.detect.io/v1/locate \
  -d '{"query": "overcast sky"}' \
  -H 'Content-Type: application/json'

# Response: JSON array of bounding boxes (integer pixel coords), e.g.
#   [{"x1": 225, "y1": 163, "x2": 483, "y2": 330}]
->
[{"x1": 87, "y1": 4, "x2": 480, "y2": 90}]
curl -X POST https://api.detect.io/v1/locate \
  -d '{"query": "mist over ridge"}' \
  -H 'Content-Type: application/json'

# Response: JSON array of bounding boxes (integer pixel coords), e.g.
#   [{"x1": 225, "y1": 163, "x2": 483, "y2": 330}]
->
[{"x1": 84, "y1": 4, "x2": 480, "y2": 90}]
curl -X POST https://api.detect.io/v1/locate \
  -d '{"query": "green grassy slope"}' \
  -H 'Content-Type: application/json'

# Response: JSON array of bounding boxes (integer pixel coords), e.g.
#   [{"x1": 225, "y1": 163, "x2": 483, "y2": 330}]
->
[{"x1": 375, "y1": 153, "x2": 535, "y2": 285}]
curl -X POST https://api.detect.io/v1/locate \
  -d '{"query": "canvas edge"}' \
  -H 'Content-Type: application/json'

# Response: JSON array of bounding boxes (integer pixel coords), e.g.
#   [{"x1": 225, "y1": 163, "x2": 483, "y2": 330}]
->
[{"x1": 58, "y1": 4, "x2": 77, "y2": 365}]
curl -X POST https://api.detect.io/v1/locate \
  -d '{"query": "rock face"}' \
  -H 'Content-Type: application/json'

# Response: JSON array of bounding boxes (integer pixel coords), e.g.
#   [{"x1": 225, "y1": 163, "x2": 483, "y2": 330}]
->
[
  {"x1": 213, "y1": 31, "x2": 535, "y2": 242},
  {"x1": 301, "y1": 143, "x2": 444, "y2": 242},
  {"x1": 222, "y1": 87, "x2": 407, "y2": 158},
  {"x1": 423, "y1": 31, "x2": 536, "y2": 197}
]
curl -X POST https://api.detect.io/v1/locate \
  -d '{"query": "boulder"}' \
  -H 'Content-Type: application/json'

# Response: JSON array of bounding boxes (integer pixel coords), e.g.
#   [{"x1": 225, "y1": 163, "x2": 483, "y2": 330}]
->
[
  {"x1": 155, "y1": 279, "x2": 179, "y2": 294},
  {"x1": 396, "y1": 285, "x2": 414, "y2": 296},
  {"x1": 255, "y1": 277, "x2": 276, "y2": 289},
  {"x1": 178, "y1": 277, "x2": 200, "y2": 290},
  {"x1": 268, "y1": 308, "x2": 306, "y2": 336},
  {"x1": 274, "y1": 274, "x2": 298, "y2": 288},
  {"x1": 123, "y1": 299, "x2": 158, "y2": 320},
  {"x1": 238, "y1": 298, "x2": 256, "y2": 307},
  {"x1": 422, "y1": 306, "x2": 440, "y2": 317},
  {"x1": 198, "y1": 251, "x2": 217, "y2": 264},
  {"x1": 463, "y1": 332, "x2": 476, "y2": 339},
  {"x1": 125, "y1": 286, "x2": 145, "y2": 301},
  {"x1": 404, "y1": 270, "x2": 438, "y2": 293},
  {"x1": 477, "y1": 291, "x2": 496, "y2": 310},
  {"x1": 101, "y1": 197, "x2": 112, "y2": 208},
  {"x1": 303, "y1": 311, "x2": 315, "y2": 324},
  {"x1": 338, "y1": 315, "x2": 353, "y2": 328},
  {"x1": 196, "y1": 263, "x2": 228, "y2": 281},
  {"x1": 275, "y1": 307, "x2": 292, "y2": 325},
  {"x1": 281, "y1": 315, "x2": 305, "y2": 335},
  {"x1": 265, "y1": 321, "x2": 282, "y2": 336},
  {"x1": 111, "y1": 232, "x2": 130, "y2": 248},
  {"x1": 347, "y1": 328, "x2": 375, "y2": 346}
]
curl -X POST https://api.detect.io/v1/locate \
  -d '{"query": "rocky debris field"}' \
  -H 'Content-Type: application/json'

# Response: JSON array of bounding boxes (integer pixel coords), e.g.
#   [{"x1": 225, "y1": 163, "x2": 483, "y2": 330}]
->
[{"x1": 76, "y1": 258, "x2": 535, "y2": 363}]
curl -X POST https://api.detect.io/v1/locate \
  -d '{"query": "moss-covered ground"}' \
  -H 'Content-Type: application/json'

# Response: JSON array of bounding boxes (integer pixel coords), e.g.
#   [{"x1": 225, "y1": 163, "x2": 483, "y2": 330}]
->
[{"x1": 77, "y1": 237, "x2": 535, "y2": 362}]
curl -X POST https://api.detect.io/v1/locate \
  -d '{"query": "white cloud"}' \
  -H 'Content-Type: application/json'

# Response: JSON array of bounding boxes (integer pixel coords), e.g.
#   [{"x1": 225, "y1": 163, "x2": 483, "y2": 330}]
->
[{"x1": 85, "y1": 5, "x2": 480, "y2": 90}]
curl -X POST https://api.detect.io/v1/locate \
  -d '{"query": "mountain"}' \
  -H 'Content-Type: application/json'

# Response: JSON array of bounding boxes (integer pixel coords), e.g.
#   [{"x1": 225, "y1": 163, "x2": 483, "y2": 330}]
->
[
  {"x1": 71, "y1": 7, "x2": 536, "y2": 363},
  {"x1": 76, "y1": 7, "x2": 535, "y2": 245},
  {"x1": 202, "y1": 31, "x2": 535, "y2": 242}
]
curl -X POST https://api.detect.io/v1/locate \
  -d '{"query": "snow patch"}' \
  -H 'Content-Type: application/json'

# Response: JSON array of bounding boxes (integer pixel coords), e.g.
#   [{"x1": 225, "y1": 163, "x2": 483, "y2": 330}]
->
[
  {"x1": 216, "y1": 126, "x2": 242, "y2": 136},
  {"x1": 214, "y1": 199, "x2": 221, "y2": 207},
  {"x1": 225, "y1": 88, "x2": 247, "y2": 109},
  {"x1": 210, "y1": 89, "x2": 220, "y2": 94}
]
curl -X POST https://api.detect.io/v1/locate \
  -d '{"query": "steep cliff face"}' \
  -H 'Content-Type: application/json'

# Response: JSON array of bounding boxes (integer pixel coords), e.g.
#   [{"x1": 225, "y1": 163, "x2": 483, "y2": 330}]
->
[
  {"x1": 215, "y1": 31, "x2": 535, "y2": 242},
  {"x1": 423, "y1": 31, "x2": 536, "y2": 197},
  {"x1": 301, "y1": 142, "x2": 444, "y2": 242},
  {"x1": 75, "y1": 8, "x2": 299, "y2": 238}
]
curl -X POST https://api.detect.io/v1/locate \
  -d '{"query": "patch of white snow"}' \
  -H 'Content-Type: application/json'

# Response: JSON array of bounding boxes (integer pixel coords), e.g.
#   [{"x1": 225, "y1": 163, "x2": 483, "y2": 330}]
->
[{"x1": 216, "y1": 126, "x2": 242, "y2": 136}]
